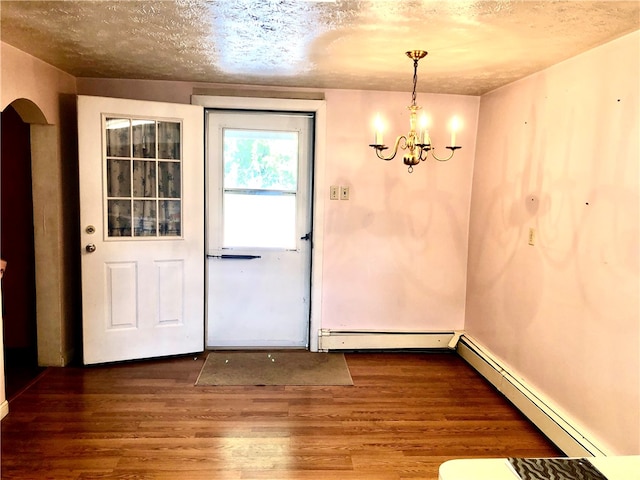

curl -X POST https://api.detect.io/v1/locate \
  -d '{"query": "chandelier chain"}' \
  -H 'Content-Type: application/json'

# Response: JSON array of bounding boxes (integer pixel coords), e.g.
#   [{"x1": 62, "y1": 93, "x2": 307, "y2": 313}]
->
[{"x1": 411, "y1": 59, "x2": 418, "y2": 107}]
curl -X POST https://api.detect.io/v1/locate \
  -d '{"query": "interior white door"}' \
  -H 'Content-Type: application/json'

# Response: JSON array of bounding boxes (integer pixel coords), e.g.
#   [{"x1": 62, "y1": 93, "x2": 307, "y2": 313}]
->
[
  {"x1": 78, "y1": 95, "x2": 205, "y2": 365},
  {"x1": 206, "y1": 110, "x2": 313, "y2": 348}
]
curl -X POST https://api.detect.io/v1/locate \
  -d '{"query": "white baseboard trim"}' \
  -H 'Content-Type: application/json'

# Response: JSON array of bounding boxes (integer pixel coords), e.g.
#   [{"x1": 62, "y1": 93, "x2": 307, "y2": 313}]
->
[
  {"x1": 457, "y1": 334, "x2": 609, "y2": 457},
  {"x1": 318, "y1": 329, "x2": 456, "y2": 351},
  {"x1": 0, "y1": 399, "x2": 8, "y2": 420}
]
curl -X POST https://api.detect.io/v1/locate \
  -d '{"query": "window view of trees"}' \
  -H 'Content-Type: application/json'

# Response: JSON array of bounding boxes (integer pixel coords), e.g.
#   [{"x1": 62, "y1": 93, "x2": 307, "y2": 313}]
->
[{"x1": 223, "y1": 129, "x2": 298, "y2": 191}]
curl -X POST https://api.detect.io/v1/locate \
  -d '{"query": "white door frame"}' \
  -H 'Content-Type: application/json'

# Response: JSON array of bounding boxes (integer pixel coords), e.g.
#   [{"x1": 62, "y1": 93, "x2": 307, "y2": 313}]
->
[{"x1": 192, "y1": 95, "x2": 326, "y2": 352}]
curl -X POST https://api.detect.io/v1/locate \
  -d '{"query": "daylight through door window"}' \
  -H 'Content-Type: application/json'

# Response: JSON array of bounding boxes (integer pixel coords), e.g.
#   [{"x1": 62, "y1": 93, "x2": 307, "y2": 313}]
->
[{"x1": 222, "y1": 128, "x2": 299, "y2": 249}]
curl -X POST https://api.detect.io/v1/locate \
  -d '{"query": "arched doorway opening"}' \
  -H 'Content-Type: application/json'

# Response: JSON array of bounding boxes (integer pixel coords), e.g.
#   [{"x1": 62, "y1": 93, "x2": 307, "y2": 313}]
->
[{"x1": 1, "y1": 103, "x2": 44, "y2": 399}]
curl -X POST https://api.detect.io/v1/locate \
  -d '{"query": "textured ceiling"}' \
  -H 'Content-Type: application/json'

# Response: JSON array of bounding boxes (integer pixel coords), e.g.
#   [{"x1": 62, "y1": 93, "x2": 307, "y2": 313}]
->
[{"x1": 1, "y1": 0, "x2": 639, "y2": 95}]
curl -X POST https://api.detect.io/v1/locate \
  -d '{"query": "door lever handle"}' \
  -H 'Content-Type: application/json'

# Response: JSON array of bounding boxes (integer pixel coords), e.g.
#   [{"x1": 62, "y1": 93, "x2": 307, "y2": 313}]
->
[
  {"x1": 300, "y1": 232, "x2": 312, "y2": 241},
  {"x1": 207, "y1": 254, "x2": 261, "y2": 260}
]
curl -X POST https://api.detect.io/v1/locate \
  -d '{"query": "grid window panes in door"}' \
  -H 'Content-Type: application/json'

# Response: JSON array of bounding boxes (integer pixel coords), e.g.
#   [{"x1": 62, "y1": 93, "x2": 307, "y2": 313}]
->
[{"x1": 105, "y1": 117, "x2": 182, "y2": 238}]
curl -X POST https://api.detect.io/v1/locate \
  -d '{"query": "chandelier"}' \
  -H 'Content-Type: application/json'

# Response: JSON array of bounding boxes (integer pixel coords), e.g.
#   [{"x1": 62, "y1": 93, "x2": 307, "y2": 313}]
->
[{"x1": 369, "y1": 50, "x2": 461, "y2": 173}]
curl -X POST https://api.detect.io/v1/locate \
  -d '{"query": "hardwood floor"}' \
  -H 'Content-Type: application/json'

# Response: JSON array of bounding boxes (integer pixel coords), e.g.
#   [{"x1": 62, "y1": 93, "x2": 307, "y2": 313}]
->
[{"x1": 1, "y1": 352, "x2": 561, "y2": 479}]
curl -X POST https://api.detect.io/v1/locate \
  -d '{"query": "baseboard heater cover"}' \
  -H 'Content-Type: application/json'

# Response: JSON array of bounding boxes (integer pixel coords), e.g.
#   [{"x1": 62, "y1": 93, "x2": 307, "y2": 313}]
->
[
  {"x1": 457, "y1": 335, "x2": 609, "y2": 458},
  {"x1": 318, "y1": 329, "x2": 456, "y2": 351}
]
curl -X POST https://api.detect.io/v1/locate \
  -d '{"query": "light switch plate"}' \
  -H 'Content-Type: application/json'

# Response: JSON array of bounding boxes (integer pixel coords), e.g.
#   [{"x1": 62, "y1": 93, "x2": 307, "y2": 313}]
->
[{"x1": 340, "y1": 186, "x2": 350, "y2": 200}]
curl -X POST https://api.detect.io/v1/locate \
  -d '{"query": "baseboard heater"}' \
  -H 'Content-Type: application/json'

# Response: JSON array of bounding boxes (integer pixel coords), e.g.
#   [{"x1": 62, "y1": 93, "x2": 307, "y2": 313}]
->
[
  {"x1": 318, "y1": 329, "x2": 458, "y2": 351},
  {"x1": 457, "y1": 335, "x2": 608, "y2": 457}
]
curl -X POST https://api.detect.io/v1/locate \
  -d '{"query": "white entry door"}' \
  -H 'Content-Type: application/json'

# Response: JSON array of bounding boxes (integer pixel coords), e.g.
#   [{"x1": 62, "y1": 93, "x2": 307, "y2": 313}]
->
[
  {"x1": 206, "y1": 110, "x2": 314, "y2": 348},
  {"x1": 78, "y1": 95, "x2": 205, "y2": 365}
]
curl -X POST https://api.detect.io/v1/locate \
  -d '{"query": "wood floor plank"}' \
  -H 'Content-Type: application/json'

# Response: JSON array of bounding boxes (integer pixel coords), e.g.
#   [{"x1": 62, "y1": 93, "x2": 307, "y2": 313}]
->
[{"x1": 1, "y1": 352, "x2": 561, "y2": 479}]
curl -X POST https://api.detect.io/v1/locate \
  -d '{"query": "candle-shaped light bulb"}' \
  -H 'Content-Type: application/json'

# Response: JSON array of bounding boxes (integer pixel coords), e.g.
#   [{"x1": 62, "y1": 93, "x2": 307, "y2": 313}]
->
[
  {"x1": 419, "y1": 114, "x2": 430, "y2": 144},
  {"x1": 374, "y1": 114, "x2": 384, "y2": 145},
  {"x1": 450, "y1": 116, "x2": 460, "y2": 146}
]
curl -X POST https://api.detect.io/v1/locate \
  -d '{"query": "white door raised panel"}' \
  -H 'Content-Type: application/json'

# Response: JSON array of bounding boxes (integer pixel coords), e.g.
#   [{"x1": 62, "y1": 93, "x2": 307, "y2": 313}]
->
[{"x1": 78, "y1": 95, "x2": 204, "y2": 365}]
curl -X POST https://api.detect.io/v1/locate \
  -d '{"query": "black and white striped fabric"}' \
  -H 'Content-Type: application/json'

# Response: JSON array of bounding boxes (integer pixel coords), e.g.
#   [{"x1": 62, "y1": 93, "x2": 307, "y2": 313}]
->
[{"x1": 508, "y1": 457, "x2": 609, "y2": 480}]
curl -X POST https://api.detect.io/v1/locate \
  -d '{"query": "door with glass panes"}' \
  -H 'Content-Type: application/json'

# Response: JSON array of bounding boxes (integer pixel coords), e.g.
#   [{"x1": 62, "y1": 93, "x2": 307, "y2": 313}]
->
[
  {"x1": 78, "y1": 95, "x2": 204, "y2": 365},
  {"x1": 206, "y1": 110, "x2": 313, "y2": 348}
]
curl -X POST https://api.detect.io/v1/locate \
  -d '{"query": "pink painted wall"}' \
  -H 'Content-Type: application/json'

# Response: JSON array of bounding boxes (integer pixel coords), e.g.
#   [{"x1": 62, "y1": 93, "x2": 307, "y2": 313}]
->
[
  {"x1": 321, "y1": 89, "x2": 478, "y2": 331},
  {"x1": 465, "y1": 31, "x2": 639, "y2": 455},
  {"x1": 76, "y1": 77, "x2": 196, "y2": 104},
  {"x1": 1, "y1": 42, "x2": 75, "y2": 124}
]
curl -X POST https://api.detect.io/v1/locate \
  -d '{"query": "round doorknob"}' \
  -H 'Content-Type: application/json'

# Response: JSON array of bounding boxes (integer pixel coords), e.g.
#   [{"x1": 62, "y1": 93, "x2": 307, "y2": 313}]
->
[{"x1": 85, "y1": 243, "x2": 96, "y2": 253}]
